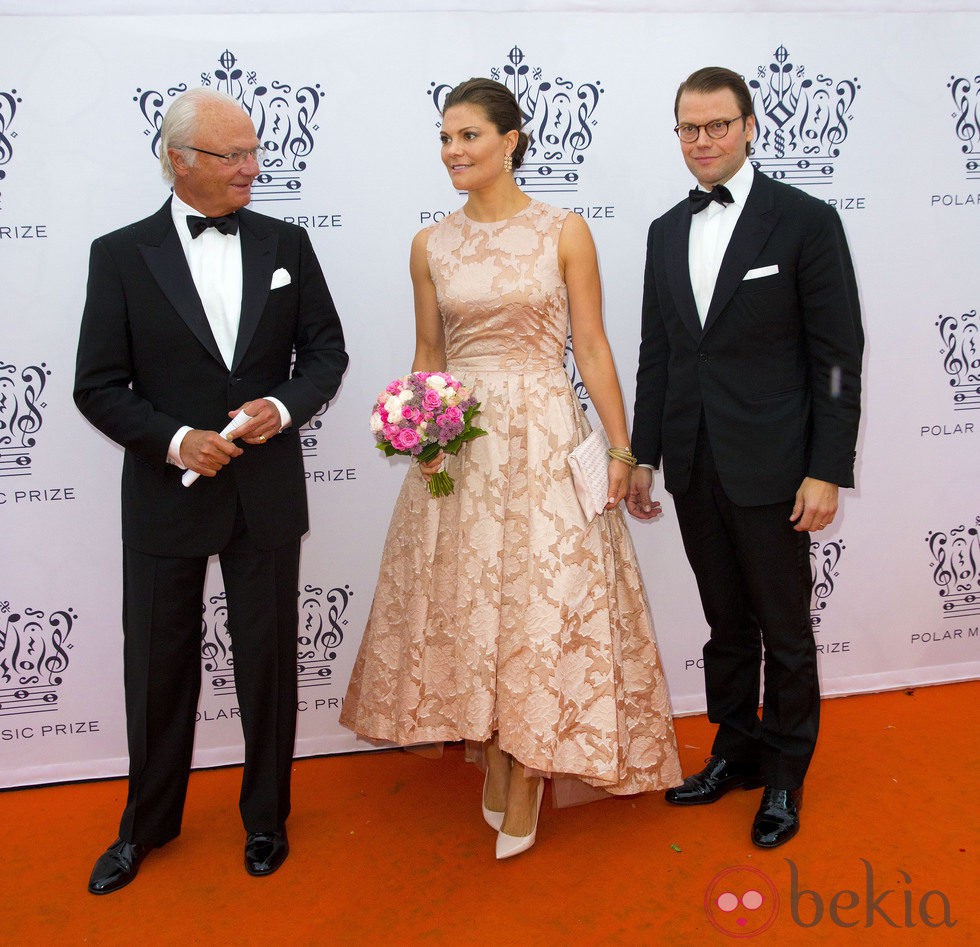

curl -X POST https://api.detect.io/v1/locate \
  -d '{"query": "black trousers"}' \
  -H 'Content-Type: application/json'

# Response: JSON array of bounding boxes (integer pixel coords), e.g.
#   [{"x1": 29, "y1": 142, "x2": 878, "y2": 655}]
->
[
  {"x1": 118, "y1": 505, "x2": 300, "y2": 846},
  {"x1": 672, "y1": 426, "x2": 819, "y2": 789}
]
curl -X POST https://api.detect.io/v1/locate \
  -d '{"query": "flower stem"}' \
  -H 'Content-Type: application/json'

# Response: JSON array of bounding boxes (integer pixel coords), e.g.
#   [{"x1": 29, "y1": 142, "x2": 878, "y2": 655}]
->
[{"x1": 427, "y1": 471, "x2": 455, "y2": 498}]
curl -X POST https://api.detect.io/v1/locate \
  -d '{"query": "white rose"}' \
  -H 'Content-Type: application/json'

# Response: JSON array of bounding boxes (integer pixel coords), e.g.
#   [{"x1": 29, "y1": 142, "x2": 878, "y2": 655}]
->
[
  {"x1": 384, "y1": 396, "x2": 403, "y2": 418},
  {"x1": 427, "y1": 375, "x2": 447, "y2": 390},
  {"x1": 399, "y1": 389, "x2": 414, "y2": 403},
  {"x1": 369, "y1": 412, "x2": 383, "y2": 433}
]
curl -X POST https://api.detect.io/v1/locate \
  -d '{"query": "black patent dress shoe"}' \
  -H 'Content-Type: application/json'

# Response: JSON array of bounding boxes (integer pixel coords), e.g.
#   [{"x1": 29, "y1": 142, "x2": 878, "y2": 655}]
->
[
  {"x1": 245, "y1": 827, "x2": 289, "y2": 876},
  {"x1": 751, "y1": 787, "x2": 803, "y2": 848},
  {"x1": 88, "y1": 838, "x2": 152, "y2": 895},
  {"x1": 665, "y1": 756, "x2": 763, "y2": 806}
]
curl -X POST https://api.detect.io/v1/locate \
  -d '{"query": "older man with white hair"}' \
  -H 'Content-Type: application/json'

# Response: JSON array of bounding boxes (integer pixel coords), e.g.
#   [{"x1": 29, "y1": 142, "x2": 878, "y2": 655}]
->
[{"x1": 75, "y1": 87, "x2": 347, "y2": 893}]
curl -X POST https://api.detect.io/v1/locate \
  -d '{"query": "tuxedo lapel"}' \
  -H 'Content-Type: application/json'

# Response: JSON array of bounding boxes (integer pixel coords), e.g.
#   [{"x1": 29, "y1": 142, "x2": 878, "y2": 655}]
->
[
  {"x1": 232, "y1": 211, "x2": 278, "y2": 372},
  {"x1": 137, "y1": 203, "x2": 225, "y2": 367},
  {"x1": 664, "y1": 207, "x2": 702, "y2": 341},
  {"x1": 702, "y1": 171, "x2": 779, "y2": 335}
]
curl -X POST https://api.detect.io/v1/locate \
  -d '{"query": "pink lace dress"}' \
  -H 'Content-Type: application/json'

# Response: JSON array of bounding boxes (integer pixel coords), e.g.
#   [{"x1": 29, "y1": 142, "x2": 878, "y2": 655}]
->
[{"x1": 340, "y1": 201, "x2": 680, "y2": 794}]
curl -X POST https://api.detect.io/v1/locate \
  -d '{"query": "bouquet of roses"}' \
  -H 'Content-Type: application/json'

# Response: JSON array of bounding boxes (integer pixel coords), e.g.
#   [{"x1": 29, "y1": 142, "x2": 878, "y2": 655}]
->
[{"x1": 371, "y1": 371, "x2": 487, "y2": 497}]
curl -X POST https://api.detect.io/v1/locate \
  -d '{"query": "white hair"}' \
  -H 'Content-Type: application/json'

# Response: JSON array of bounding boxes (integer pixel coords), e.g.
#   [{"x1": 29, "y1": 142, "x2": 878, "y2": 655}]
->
[{"x1": 159, "y1": 87, "x2": 245, "y2": 183}]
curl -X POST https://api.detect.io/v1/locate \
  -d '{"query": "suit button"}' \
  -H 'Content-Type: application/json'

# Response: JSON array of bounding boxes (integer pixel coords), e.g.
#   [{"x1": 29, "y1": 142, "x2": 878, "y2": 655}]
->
[
  {"x1": 698, "y1": 353, "x2": 709, "y2": 362},
  {"x1": 231, "y1": 376, "x2": 242, "y2": 384}
]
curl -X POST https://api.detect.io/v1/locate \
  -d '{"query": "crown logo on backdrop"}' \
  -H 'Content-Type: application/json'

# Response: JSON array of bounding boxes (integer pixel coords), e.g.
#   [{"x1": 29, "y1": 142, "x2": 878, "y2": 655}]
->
[
  {"x1": 429, "y1": 46, "x2": 603, "y2": 194},
  {"x1": 0, "y1": 361, "x2": 50, "y2": 478},
  {"x1": 925, "y1": 518, "x2": 980, "y2": 621},
  {"x1": 809, "y1": 539, "x2": 845, "y2": 630},
  {"x1": 297, "y1": 583, "x2": 352, "y2": 689},
  {"x1": 135, "y1": 50, "x2": 324, "y2": 202},
  {"x1": 748, "y1": 46, "x2": 860, "y2": 186},
  {"x1": 0, "y1": 601, "x2": 76, "y2": 717},
  {"x1": 201, "y1": 583, "x2": 352, "y2": 696},
  {"x1": 936, "y1": 309, "x2": 980, "y2": 411},
  {"x1": 948, "y1": 74, "x2": 980, "y2": 180},
  {"x1": 0, "y1": 88, "x2": 21, "y2": 183}
]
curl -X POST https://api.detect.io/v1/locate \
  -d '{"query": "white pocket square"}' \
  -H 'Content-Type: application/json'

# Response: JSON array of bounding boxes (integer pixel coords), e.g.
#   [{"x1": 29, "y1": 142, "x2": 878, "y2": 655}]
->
[
  {"x1": 270, "y1": 268, "x2": 292, "y2": 290},
  {"x1": 744, "y1": 264, "x2": 779, "y2": 281}
]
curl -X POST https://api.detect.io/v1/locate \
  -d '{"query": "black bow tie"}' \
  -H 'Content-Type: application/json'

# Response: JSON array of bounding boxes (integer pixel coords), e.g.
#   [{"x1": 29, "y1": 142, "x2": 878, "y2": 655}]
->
[
  {"x1": 186, "y1": 213, "x2": 239, "y2": 238},
  {"x1": 688, "y1": 185, "x2": 734, "y2": 214}
]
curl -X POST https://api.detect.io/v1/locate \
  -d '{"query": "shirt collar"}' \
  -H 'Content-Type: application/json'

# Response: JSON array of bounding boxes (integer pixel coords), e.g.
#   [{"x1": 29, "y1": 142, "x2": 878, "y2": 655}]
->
[
  {"x1": 170, "y1": 193, "x2": 241, "y2": 241},
  {"x1": 718, "y1": 158, "x2": 754, "y2": 207},
  {"x1": 170, "y1": 192, "x2": 201, "y2": 221}
]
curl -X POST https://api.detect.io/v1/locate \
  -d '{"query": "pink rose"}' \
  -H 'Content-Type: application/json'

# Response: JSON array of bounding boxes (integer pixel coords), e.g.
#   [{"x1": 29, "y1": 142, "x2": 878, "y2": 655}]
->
[
  {"x1": 422, "y1": 388, "x2": 443, "y2": 411},
  {"x1": 394, "y1": 428, "x2": 420, "y2": 451},
  {"x1": 383, "y1": 423, "x2": 401, "y2": 440},
  {"x1": 385, "y1": 380, "x2": 403, "y2": 395},
  {"x1": 442, "y1": 405, "x2": 463, "y2": 425}
]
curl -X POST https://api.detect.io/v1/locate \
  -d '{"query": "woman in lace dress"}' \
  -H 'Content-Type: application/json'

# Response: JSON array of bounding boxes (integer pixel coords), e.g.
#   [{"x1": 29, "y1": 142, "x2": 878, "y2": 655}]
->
[{"x1": 340, "y1": 78, "x2": 680, "y2": 859}]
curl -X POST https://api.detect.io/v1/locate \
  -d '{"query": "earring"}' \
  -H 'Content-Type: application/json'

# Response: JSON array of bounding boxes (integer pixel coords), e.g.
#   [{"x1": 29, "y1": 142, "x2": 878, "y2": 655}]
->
[{"x1": 504, "y1": 153, "x2": 513, "y2": 173}]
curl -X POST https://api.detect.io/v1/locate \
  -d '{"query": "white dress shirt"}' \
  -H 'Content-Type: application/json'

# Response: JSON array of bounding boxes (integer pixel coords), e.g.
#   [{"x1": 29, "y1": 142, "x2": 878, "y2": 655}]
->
[
  {"x1": 688, "y1": 157, "x2": 754, "y2": 325},
  {"x1": 166, "y1": 195, "x2": 289, "y2": 467},
  {"x1": 637, "y1": 159, "x2": 755, "y2": 472}
]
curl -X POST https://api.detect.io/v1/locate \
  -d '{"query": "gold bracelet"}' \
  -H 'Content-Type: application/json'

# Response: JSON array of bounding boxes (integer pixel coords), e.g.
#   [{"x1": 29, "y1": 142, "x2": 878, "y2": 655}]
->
[{"x1": 607, "y1": 447, "x2": 638, "y2": 467}]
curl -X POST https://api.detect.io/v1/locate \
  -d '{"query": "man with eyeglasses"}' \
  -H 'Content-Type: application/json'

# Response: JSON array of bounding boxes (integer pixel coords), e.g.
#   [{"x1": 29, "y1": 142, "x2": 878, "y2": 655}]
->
[
  {"x1": 75, "y1": 87, "x2": 347, "y2": 892},
  {"x1": 627, "y1": 67, "x2": 863, "y2": 848}
]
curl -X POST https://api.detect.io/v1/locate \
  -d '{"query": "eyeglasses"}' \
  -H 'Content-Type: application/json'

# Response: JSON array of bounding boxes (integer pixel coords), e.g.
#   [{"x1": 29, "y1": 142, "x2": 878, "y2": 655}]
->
[
  {"x1": 177, "y1": 145, "x2": 267, "y2": 165},
  {"x1": 673, "y1": 117, "x2": 746, "y2": 143}
]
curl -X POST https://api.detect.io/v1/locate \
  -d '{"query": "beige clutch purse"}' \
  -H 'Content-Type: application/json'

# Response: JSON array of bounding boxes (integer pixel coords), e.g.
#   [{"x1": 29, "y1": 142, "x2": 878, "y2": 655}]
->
[{"x1": 567, "y1": 427, "x2": 610, "y2": 522}]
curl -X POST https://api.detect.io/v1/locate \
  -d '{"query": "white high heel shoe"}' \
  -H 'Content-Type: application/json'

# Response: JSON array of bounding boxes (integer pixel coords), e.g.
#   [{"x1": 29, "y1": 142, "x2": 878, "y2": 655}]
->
[
  {"x1": 495, "y1": 778, "x2": 545, "y2": 860},
  {"x1": 482, "y1": 770, "x2": 505, "y2": 831}
]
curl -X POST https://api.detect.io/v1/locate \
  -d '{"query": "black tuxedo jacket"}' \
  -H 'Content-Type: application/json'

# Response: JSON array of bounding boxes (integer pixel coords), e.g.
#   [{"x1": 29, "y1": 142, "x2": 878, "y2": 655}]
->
[
  {"x1": 632, "y1": 170, "x2": 863, "y2": 506},
  {"x1": 75, "y1": 200, "x2": 348, "y2": 556}
]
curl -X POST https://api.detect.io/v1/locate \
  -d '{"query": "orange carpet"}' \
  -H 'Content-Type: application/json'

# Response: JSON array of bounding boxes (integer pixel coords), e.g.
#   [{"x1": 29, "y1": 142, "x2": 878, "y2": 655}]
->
[{"x1": 3, "y1": 681, "x2": 977, "y2": 944}]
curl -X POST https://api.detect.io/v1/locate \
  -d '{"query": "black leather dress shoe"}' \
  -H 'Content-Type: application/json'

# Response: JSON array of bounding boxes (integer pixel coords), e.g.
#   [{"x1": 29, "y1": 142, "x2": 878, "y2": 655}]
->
[
  {"x1": 88, "y1": 838, "x2": 152, "y2": 895},
  {"x1": 245, "y1": 828, "x2": 289, "y2": 876},
  {"x1": 665, "y1": 756, "x2": 763, "y2": 806},
  {"x1": 751, "y1": 787, "x2": 803, "y2": 848}
]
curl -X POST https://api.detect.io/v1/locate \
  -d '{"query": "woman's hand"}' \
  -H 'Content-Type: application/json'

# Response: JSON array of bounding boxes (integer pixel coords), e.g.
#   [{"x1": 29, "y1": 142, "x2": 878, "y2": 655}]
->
[
  {"x1": 604, "y1": 458, "x2": 632, "y2": 511},
  {"x1": 418, "y1": 451, "x2": 445, "y2": 481}
]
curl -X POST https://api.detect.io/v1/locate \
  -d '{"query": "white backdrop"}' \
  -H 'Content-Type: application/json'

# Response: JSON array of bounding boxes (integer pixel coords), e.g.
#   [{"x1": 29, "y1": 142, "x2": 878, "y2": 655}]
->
[{"x1": 1, "y1": 6, "x2": 978, "y2": 788}]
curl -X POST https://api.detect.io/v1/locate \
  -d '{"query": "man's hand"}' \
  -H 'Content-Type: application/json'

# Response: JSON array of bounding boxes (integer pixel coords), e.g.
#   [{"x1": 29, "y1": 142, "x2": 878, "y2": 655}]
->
[
  {"x1": 625, "y1": 466, "x2": 663, "y2": 520},
  {"x1": 229, "y1": 399, "x2": 282, "y2": 445},
  {"x1": 179, "y1": 429, "x2": 243, "y2": 477},
  {"x1": 790, "y1": 477, "x2": 839, "y2": 532}
]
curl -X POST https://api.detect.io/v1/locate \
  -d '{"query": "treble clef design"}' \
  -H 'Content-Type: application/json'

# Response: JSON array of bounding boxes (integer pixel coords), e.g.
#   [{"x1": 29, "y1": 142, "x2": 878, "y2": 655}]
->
[{"x1": 0, "y1": 89, "x2": 20, "y2": 170}]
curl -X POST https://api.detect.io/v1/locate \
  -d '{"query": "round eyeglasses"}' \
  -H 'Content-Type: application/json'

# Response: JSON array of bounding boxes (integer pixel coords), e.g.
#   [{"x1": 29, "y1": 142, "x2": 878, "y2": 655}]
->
[{"x1": 673, "y1": 117, "x2": 746, "y2": 143}]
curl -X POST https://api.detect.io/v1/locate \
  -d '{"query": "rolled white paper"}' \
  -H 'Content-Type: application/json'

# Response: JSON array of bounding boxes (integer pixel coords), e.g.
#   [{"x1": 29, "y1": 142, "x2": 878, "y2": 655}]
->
[{"x1": 181, "y1": 409, "x2": 254, "y2": 487}]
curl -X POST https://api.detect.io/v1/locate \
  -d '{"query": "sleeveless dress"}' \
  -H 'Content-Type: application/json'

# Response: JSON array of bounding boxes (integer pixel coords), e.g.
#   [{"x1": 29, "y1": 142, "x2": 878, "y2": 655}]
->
[{"x1": 340, "y1": 201, "x2": 681, "y2": 795}]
